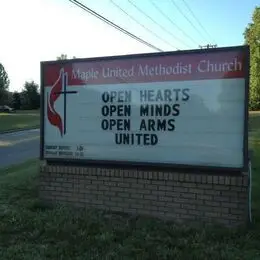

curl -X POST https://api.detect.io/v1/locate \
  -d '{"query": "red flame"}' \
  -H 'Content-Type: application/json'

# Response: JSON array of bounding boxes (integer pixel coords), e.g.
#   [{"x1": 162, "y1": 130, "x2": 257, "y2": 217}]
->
[{"x1": 47, "y1": 68, "x2": 64, "y2": 136}]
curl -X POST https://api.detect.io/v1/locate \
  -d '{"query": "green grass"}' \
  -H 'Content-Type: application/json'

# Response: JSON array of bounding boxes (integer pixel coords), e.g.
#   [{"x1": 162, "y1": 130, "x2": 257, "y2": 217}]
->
[
  {"x1": 0, "y1": 109, "x2": 40, "y2": 133},
  {"x1": 0, "y1": 113, "x2": 260, "y2": 259}
]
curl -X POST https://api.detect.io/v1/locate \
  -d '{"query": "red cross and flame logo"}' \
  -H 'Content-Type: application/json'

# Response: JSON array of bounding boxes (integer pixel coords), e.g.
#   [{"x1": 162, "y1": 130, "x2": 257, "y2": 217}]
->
[{"x1": 47, "y1": 68, "x2": 77, "y2": 137}]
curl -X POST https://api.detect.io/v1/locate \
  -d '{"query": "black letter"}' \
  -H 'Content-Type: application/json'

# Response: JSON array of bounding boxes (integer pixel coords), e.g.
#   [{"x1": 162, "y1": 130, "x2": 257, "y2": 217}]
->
[
  {"x1": 163, "y1": 104, "x2": 171, "y2": 116},
  {"x1": 151, "y1": 134, "x2": 158, "y2": 145},
  {"x1": 125, "y1": 105, "x2": 131, "y2": 116},
  {"x1": 173, "y1": 88, "x2": 181, "y2": 101},
  {"x1": 117, "y1": 105, "x2": 124, "y2": 116},
  {"x1": 148, "y1": 119, "x2": 156, "y2": 131},
  {"x1": 168, "y1": 119, "x2": 175, "y2": 131},
  {"x1": 115, "y1": 133, "x2": 122, "y2": 144},
  {"x1": 140, "y1": 104, "x2": 149, "y2": 116},
  {"x1": 182, "y1": 88, "x2": 190, "y2": 101},
  {"x1": 143, "y1": 134, "x2": 150, "y2": 145},
  {"x1": 110, "y1": 105, "x2": 116, "y2": 116},
  {"x1": 172, "y1": 104, "x2": 180, "y2": 116},
  {"x1": 136, "y1": 133, "x2": 143, "y2": 145},
  {"x1": 148, "y1": 90, "x2": 155, "y2": 101},
  {"x1": 157, "y1": 119, "x2": 166, "y2": 131},
  {"x1": 110, "y1": 91, "x2": 117, "y2": 102},
  {"x1": 124, "y1": 119, "x2": 131, "y2": 131},
  {"x1": 140, "y1": 90, "x2": 147, "y2": 102},
  {"x1": 123, "y1": 133, "x2": 130, "y2": 144},
  {"x1": 101, "y1": 119, "x2": 109, "y2": 130},
  {"x1": 155, "y1": 90, "x2": 163, "y2": 102},
  {"x1": 139, "y1": 119, "x2": 147, "y2": 131},
  {"x1": 101, "y1": 105, "x2": 109, "y2": 116},
  {"x1": 125, "y1": 91, "x2": 131, "y2": 102},
  {"x1": 155, "y1": 104, "x2": 163, "y2": 116},
  {"x1": 102, "y1": 92, "x2": 109, "y2": 103},
  {"x1": 164, "y1": 89, "x2": 172, "y2": 102},
  {"x1": 109, "y1": 119, "x2": 116, "y2": 130}
]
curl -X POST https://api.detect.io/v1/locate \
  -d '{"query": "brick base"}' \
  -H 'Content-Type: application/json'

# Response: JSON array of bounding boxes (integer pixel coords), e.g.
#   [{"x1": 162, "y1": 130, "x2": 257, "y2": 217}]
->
[{"x1": 39, "y1": 163, "x2": 249, "y2": 227}]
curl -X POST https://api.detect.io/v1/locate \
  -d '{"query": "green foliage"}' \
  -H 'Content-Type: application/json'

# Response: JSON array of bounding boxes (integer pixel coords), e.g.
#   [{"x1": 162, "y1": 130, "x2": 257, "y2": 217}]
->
[
  {"x1": 244, "y1": 6, "x2": 260, "y2": 110},
  {"x1": 0, "y1": 63, "x2": 10, "y2": 105},
  {"x1": 20, "y1": 81, "x2": 40, "y2": 110},
  {"x1": 12, "y1": 92, "x2": 21, "y2": 110}
]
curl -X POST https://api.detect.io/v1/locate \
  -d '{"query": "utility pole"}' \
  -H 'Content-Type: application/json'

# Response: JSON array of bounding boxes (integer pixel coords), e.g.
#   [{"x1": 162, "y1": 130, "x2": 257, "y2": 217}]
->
[{"x1": 199, "y1": 44, "x2": 217, "y2": 49}]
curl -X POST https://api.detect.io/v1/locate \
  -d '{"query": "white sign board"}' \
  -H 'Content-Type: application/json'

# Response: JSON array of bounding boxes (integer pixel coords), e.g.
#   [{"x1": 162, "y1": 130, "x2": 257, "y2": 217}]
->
[{"x1": 41, "y1": 46, "x2": 249, "y2": 171}]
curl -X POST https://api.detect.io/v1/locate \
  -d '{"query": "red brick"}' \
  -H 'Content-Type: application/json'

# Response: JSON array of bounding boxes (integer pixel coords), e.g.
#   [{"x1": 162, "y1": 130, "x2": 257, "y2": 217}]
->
[
  {"x1": 204, "y1": 200, "x2": 220, "y2": 207},
  {"x1": 144, "y1": 194, "x2": 157, "y2": 200},
  {"x1": 207, "y1": 175, "x2": 213, "y2": 184},
  {"x1": 146, "y1": 184, "x2": 158, "y2": 190},
  {"x1": 165, "y1": 202, "x2": 181, "y2": 209},
  {"x1": 204, "y1": 212, "x2": 221, "y2": 218},
  {"x1": 196, "y1": 194, "x2": 212, "y2": 201},
  {"x1": 174, "y1": 208, "x2": 188, "y2": 214},
  {"x1": 197, "y1": 205, "x2": 215, "y2": 212},
  {"x1": 180, "y1": 214, "x2": 196, "y2": 220},
  {"x1": 110, "y1": 206, "x2": 123, "y2": 212},
  {"x1": 181, "y1": 204, "x2": 196, "y2": 210},
  {"x1": 150, "y1": 200, "x2": 167, "y2": 207},
  {"x1": 117, "y1": 182, "x2": 130, "y2": 188},
  {"x1": 164, "y1": 213, "x2": 180, "y2": 219},
  {"x1": 189, "y1": 209, "x2": 203, "y2": 216},
  {"x1": 221, "y1": 202, "x2": 238, "y2": 209},
  {"x1": 158, "y1": 196, "x2": 173, "y2": 202},
  {"x1": 183, "y1": 182, "x2": 197, "y2": 188},
  {"x1": 189, "y1": 188, "x2": 204, "y2": 194},
  {"x1": 159, "y1": 185, "x2": 173, "y2": 191},
  {"x1": 131, "y1": 203, "x2": 144, "y2": 209},
  {"x1": 123, "y1": 198, "x2": 137, "y2": 205},
  {"x1": 204, "y1": 190, "x2": 221, "y2": 196},
  {"x1": 137, "y1": 179, "x2": 151, "y2": 185},
  {"x1": 181, "y1": 193, "x2": 196, "y2": 199},
  {"x1": 214, "y1": 196, "x2": 230, "y2": 202},
  {"x1": 111, "y1": 197, "x2": 124, "y2": 203},
  {"x1": 98, "y1": 185, "x2": 110, "y2": 191},
  {"x1": 118, "y1": 192, "x2": 129, "y2": 198},
  {"x1": 131, "y1": 193, "x2": 144, "y2": 199},
  {"x1": 213, "y1": 176, "x2": 219, "y2": 184},
  {"x1": 201, "y1": 175, "x2": 207, "y2": 184},
  {"x1": 111, "y1": 187, "x2": 125, "y2": 192},
  {"x1": 151, "y1": 190, "x2": 166, "y2": 196},
  {"x1": 104, "y1": 201, "x2": 117, "y2": 207},
  {"x1": 135, "y1": 189, "x2": 151, "y2": 195},
  {"x1": 174, "y1": 187, "x2": 189, "y2": 193},
  {"x1": 144, "y1": 205, "x2": 158, "y2": 211}
]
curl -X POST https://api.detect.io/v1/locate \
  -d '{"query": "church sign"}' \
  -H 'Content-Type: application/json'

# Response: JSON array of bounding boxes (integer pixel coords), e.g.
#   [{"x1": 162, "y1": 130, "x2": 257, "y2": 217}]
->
[{"x1": 40, "y1": 46, "x2": 249, "y2": 172}]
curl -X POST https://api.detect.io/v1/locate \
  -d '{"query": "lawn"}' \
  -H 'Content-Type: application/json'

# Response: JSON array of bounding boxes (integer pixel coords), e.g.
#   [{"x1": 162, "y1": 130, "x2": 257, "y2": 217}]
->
[
  {"x1": 0, "y1": 113, "x2": 259, "y2": 259},
  {"x1": 0, "y1": 109, "x2": 40, "y2": 133}
]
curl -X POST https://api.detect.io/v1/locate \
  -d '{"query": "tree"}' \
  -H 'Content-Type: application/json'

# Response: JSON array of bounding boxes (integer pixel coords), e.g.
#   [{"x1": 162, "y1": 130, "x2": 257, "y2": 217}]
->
[
  {"x1": 56, "y1": 54, "x2": 77, "y2": 60},
  {"x1": 21, "y1": 81, "x2": 40, "y2": 109},
  {"x1": 0, "y1": 63, "x2": 10, "y2": 105},
  {"x1": 57, "y1": 54, "x2": 68, "y2": 60},
  {"x1": 244, "y1": 6, "x2": 260, "y2": 110},
  {"x1": 12, "y1": 91, "x2": 21, "y2": 110}
]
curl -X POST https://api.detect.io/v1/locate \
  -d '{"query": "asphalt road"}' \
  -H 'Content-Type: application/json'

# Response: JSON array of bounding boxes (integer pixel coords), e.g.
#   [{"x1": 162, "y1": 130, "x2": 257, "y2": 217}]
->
[{"x1": 0, "y1": 129, "x2": 40, "y2": 168}]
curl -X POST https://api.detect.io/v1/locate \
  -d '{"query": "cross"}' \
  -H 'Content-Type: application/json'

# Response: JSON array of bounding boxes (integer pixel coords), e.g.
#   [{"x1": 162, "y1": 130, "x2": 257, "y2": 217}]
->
[{"x1": 54, "y1": 71, "x2": 78, "y2": 135}]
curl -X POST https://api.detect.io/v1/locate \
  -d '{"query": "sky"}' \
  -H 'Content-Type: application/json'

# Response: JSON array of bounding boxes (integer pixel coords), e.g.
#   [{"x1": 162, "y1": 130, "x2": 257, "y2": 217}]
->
[{"x1": 0, "y1": 0, "x2": 258, "y2": 92}]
